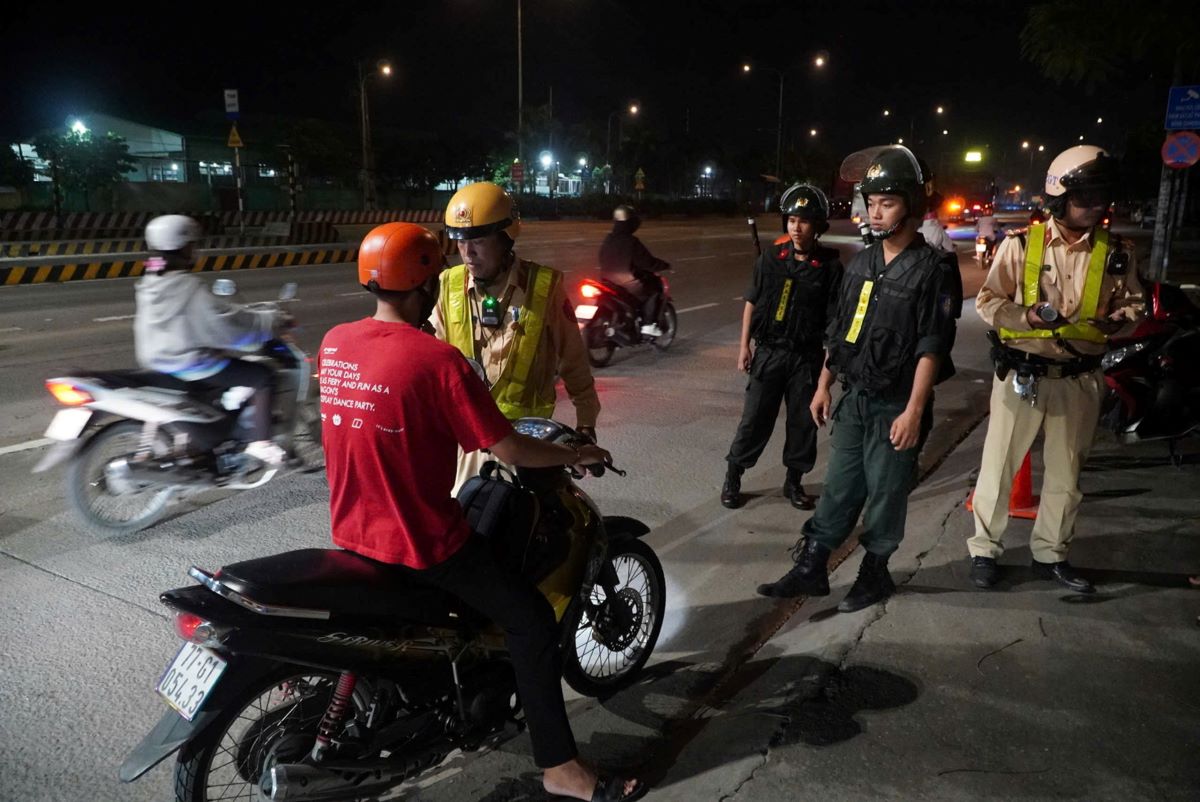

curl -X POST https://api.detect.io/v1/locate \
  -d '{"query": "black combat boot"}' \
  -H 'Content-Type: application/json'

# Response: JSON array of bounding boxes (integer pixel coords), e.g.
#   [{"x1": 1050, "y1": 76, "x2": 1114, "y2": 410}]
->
[
  {"x1": 756, "y1": 538, "x2": 831, "y2": 597},
  {"x1": 838, "y1": 551, "x2": 896, "y2": 612},
  {"x1": 783, "y1": 468, "x2": 816, "y2": 510},
  {"x1": 721, "y1": 464, "x2": 744, "y2": 509}
]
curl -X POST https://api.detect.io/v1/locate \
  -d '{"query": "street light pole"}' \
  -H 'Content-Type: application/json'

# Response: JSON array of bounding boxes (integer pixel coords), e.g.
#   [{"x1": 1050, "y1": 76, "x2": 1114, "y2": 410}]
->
[
  {"x1": 517, "y1": 0, "x2": 524, "y2": 172},
  {"x1": 775, "y1": 71, "x2": 784, "y2": 179},
  {"x1": 358, "y1": 60, "x2": 391, "y2": 212}
]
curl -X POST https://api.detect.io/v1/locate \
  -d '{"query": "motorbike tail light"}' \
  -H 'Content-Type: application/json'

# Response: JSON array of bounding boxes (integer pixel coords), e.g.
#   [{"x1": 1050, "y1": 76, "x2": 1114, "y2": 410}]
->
[
  {"x1": 174, "y1": 611, "x2": 223, "y2": 646},
  {"x1": 580, "y1": 282, "x2": 604, "y2": 300},
  {"x1": 46, "y1": 381, "x2": 93, "y2": 407}
]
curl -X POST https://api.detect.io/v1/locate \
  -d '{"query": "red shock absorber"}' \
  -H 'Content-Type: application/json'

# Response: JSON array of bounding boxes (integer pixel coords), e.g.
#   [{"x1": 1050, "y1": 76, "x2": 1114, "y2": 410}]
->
[{"x1": 310, "y1": 672, "x2": 358, "y2": 761}]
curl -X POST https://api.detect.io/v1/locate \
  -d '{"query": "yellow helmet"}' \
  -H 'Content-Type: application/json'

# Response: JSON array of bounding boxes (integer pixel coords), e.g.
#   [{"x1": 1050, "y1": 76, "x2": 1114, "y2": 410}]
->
[{"x1": 444, "y1": 182, "x2": 521, "y2": 241}]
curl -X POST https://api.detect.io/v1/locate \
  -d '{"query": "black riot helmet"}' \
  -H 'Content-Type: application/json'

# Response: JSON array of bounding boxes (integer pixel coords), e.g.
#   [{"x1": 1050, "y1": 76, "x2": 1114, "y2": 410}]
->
[
  {"x1": 779, "y1": 183, "x2": 830, "y2": 234},
  {"x1": 859, "y1": 145, "x2": 926, "y2": 240}
]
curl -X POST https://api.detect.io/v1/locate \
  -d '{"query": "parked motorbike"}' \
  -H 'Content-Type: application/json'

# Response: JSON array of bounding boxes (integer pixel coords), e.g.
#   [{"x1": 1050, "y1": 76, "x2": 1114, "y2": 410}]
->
[
  {"x1": 118, "y1": 417, "x2": 666, "y2": 802},
  {"x1": 1101, "y1": 280, "x2": 1200, "y2": 460},
  {"x1": 34, "y1": 280, "x2": 323, "y2": 534},
  {"x1": 574, "y1": 271, "x2": 677, "y2": 367}
]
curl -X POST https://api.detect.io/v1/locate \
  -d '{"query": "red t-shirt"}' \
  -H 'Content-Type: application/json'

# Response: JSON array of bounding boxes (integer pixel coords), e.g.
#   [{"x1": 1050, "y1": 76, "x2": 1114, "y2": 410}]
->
[{"x1": 319, "y1": 318, "x2": 512, "y2": 568}]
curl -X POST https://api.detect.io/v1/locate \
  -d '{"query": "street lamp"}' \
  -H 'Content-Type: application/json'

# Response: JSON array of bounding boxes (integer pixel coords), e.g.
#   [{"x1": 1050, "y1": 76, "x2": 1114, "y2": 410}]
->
[
  {"x1": 936, "y1": 105, "x2": 945, "y2": 115},
  {"x1": 809, "y1": 128, "x2": 818, "y2": 137},
  {"x1": 357, "y1": 58, "x2": 392, "y2": 211},
  {"x1": 71, "y1": 120, "x2": 88, "y2": 135},
  {"x1": 741, "y1": 62, "x2": 785, "y2": 179},
  {"x1": 883, "y1": 109, "x2": 891, "y2": 117},
  {"x1": 605, "y1": 103, "x2": 639, "y2": 191}
]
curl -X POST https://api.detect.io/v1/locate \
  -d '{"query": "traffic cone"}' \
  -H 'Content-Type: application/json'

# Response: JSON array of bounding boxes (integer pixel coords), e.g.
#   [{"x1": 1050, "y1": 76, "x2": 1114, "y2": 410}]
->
[{"x1": 966, "y1": 451, "x2": 1040, "y2": 519}]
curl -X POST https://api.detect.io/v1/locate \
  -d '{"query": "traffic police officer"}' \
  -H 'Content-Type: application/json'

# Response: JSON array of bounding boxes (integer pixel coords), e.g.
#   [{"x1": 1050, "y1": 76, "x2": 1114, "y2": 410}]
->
[
  {"x1": 968, "y1": 145, "x2": 1142, "y2": 592},
  {"x1": 721, "y1": 183, "x2": 844, "y2": 510},
  {"x1": 758, "y1": 146, "x2": 960, "y2": 612}
]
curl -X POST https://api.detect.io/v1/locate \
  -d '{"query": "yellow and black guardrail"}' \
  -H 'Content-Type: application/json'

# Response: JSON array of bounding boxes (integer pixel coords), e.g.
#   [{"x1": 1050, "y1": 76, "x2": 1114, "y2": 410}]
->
[{"x1": 1, "y1": 245, "x2": 360, "y2": 287}]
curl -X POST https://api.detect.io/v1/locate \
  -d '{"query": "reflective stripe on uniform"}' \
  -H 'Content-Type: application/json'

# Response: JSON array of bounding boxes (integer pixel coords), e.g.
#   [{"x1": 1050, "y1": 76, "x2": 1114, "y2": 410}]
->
[
  {"x1": 844, "y1": 280, "x2": 874, "y2": 344},
  {"x1": 999, "y1": 224, "x2": 1109, "y2": 344},
  {"x1": 774, "y1": 278, "x2": 793, "y2": 323}
]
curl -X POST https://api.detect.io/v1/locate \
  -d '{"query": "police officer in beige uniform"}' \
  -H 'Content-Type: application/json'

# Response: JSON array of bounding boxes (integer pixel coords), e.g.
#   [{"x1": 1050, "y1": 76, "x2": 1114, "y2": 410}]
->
[
  {"x1": 431, "y1": 182, "x2": 600, "y2": 493},
  {"x1": 969, "y1": 145, "x2": 1143, "y2": 592}
]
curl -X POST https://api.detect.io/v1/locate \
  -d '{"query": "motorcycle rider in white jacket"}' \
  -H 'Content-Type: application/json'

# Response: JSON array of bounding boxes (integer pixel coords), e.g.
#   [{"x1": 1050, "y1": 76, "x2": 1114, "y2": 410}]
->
[{"x1": 133, "y1": 215, "x2": 287, "y2": 466}]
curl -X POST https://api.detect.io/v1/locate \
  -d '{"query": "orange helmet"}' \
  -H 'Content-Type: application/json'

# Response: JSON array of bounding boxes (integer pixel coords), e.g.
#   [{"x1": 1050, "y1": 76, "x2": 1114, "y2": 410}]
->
[{"x1": 357, "y1": 223, "x2": 443, "y2": 292}]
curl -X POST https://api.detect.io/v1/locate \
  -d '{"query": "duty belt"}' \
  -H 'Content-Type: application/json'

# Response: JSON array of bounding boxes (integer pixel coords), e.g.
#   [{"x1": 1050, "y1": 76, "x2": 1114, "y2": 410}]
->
[{"x1": 987, "y1": 332, "x2": 1100, "y2": 406}]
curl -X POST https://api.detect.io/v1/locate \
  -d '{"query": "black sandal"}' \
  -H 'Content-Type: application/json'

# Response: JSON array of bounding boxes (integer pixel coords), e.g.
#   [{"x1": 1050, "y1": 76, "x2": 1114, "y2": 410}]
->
[{"x1": 590, "y1": 774, "x2": 648, "y2": 802}]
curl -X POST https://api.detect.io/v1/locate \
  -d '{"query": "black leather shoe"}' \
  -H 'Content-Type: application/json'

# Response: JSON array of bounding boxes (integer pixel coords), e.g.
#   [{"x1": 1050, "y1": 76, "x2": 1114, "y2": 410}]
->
[
  {"x1": 721, "y1": 465, "x2": 743, "y2": 509},
  {"x1": 757, "y1": 538, "x2": 831, "y2": 597},
  {"x1": 970, "y1": 556, "x2": 1000, "y2": 589},
  {"x1": 1031, "y1": 559, "x2": 1094, "y2": 593},
  {"x1": 784, "y1": 470, "x2": 816, "y2": 510},
  {"x1": 838, "y1": 552, "x2": 896, "y2": 612}
]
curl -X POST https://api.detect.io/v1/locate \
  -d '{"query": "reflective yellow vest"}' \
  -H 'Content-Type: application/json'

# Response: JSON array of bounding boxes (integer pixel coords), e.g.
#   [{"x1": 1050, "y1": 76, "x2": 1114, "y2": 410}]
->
[
  {"x1": 998, "y1": 223, "x2": 1109, "y2": 344},
  {"x1": 440, "y1": 261, "x2": 560, "y2": 419}
]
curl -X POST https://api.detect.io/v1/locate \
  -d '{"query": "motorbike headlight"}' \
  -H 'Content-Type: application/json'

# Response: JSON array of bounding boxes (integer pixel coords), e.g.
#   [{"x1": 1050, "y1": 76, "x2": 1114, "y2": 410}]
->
[{"x1": 1101, "y1": 341, "x2": 1148, "y2": 370}]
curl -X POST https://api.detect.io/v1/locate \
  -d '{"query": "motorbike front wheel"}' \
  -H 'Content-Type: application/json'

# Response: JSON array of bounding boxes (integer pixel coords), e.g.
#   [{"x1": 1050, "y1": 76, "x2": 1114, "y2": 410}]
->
[
  {"x1": 562, "y1": 538, "x2": 666, "y2": 696},
  {"x1": 66, "y1": 421, "x2": 175, "y2": 534},
  {"x1": 652, "y1": 302, "x2": 678, "y2": 351},
  {"x1": 174, "y1": 669, "x2": 340, "y2": 802}
]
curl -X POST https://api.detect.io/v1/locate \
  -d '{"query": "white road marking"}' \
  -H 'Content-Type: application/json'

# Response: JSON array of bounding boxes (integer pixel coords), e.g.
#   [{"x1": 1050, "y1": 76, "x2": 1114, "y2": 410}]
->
[
  {"x1": 675, "y1": 302, "x2": 720, "y2": 314},
  {"x1": 0, "y1": 326, "x2": 23, "y2": 333},
  {"x1": 92, "y1": 314, "x2": 135, "y2": 322},
  {"x1": 0, "y1": 438, "x2": 53, "y2": 456},
  {"x1": 674, "y1": 255, "x2": 718, "y2": 262}
]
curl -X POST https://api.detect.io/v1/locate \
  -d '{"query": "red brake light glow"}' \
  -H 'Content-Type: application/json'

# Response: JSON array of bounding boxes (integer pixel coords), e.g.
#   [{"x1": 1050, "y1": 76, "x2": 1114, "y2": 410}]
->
[
  {"x1": 46, "y1": 382, "x2": 93, "y2": 407},
  {"x1": 580, "y1": 282, "x2": 604, "y2": 300},
  {"x1": 174, "y1": 612, "x2": 206, "y2": 642}
]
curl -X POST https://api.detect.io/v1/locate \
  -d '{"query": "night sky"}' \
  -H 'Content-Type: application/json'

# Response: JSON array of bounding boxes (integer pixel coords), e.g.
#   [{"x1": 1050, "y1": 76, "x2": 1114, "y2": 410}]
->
[{"x1": 1, "y1": 1, "x2": 1172, "y2": 177}]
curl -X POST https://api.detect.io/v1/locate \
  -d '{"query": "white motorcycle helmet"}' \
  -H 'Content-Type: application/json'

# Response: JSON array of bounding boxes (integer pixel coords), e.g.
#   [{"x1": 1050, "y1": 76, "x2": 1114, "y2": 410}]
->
[
  {"x1": 145, "y1": 214, "x2": 201, "y2": 253},
  {"x1": 1043, "y1": 145, "x2": 1118, "y2": 219}
]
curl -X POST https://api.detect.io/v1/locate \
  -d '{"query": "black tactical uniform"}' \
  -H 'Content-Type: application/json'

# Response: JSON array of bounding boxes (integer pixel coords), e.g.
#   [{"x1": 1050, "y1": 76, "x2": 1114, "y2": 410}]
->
[
  {"x1": 758, "y1": 147, "x2": 961, "y2": 612},
  {"x1": 722, "y1": 184, "x2": 844, "y2": 510}
]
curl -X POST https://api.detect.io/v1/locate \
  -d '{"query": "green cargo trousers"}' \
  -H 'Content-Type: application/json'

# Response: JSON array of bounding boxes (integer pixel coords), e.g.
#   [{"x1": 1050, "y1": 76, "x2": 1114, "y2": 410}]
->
[{"x1": 801, "y1": 387, "x2": 932, "y2": 557}]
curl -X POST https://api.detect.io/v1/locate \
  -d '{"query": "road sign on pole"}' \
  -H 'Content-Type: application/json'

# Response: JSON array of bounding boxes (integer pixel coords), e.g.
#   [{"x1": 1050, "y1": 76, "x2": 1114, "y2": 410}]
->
[
  {"x1": 1165, "y1": 85, "x2": 1200, "y2": 131},
  {"x1": 224, "y1": 89, "x2": 240, "y2": 121},
  {"x1": 227, "y1": 124, "x2": 244, "y2": 149},
  {"x1": 1161, "y1": 131, "x2": 1200, "y2": 169},
  {"x1": 511, "y1": 160, "x2": 524, "y2": 187}
]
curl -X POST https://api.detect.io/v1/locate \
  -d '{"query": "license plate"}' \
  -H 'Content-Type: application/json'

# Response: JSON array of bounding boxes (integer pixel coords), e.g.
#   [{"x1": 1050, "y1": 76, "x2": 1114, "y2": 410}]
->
[
  {"x1": 575, "y1": 304, "x2": 598, "y2": 321},
  {"x1": 44, "y1": 408, "x2": 92, "y2": 441},
  {"x1": 156, "y1": 643, "x2": 228, "y2": 721},
  {"x1": 975, "y1": 243, "x2": 987, "y2": 253}
]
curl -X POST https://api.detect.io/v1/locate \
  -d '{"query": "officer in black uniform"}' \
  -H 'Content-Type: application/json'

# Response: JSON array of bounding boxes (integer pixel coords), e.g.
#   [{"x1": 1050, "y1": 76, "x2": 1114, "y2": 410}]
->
[
  {"x1": 721, "y1": 184, "x2": 844, "y2": 510},
  {"x1": 757, "y1": 146, "x2": 960, "y2": 612}
]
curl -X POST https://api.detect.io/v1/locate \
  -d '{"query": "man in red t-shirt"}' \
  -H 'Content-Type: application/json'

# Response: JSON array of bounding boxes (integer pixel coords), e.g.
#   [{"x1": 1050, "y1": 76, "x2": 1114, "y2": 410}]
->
[{"x1": 320, "y1": 223, "x2": 645, "y2": 802}]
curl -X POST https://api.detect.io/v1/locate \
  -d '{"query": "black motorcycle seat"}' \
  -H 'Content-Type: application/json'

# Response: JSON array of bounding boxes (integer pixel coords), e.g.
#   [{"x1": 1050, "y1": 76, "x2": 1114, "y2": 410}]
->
[{"x1": 216, "y1": 548, "x2": 480, "y2": 627}]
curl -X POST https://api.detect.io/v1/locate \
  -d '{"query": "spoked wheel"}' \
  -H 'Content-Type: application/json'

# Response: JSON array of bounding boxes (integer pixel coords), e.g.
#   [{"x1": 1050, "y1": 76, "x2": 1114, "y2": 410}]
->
[
  {"x1": 175, "y1": 670, "x2": 340, "y2": 802},
  {"x1": 66, "y1": 421, "x2": 176, "y2": 534},
  {"x1": 651, "y1": 302, "x2": 678, "y2": 350},
  {"x1": 562, "y1": 539, "x2": 666, "y2": 696}
]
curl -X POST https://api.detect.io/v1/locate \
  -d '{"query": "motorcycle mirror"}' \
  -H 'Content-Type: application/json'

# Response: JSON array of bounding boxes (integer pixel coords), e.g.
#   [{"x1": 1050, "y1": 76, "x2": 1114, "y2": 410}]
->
[
  {"x1": 839, "y1": 145, "x2": 889, "y2": 183},
  {"x1": 212, "y1": 278, "x2": 238, "y2": 297},
  {"x1": 278, "y1": 282, "x2": 298, "y2": 302}
]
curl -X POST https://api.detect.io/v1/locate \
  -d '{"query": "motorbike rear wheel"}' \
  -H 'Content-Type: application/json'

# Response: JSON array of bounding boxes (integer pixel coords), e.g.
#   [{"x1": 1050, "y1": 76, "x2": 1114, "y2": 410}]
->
[
  {"x1": 66, "y1": 421, "x2": 175, "y2": 535},
  {"x1": 562, "y1": 538, "x2": 666, "y2": 696},
  {"x1": 586, "y1": 317, "x2": 616, "y2": 368},
  {"x1": 174, "y1": 669, "x2": 341, "y2": 802}
]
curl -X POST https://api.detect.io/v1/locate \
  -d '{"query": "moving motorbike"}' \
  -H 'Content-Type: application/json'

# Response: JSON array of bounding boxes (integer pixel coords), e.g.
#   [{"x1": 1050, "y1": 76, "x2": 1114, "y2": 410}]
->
[
  {"x1": 34, "y1": 280, "x2": 323, "y2": 534},
  {"x1": 118, "y1": 417, "x2": 666, "y2": 802},
  {"x1": 574, "y1": 271, "x2": 677, "y2": 367}
]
